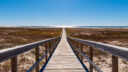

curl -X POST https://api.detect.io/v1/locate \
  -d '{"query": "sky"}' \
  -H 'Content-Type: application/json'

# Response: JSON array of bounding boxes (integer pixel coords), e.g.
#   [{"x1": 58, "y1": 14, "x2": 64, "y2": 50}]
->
[{"x1": 0, "y1": 0, "x2": 128, "y2": 26}]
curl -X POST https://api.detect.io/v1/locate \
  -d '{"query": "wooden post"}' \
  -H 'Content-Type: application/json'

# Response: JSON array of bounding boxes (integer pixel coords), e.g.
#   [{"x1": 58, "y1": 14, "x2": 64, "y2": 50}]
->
[
  {"x1": 76, "y1": 42, "x2": 78, "y2": 56},
  {"x1": 45, "y1": 43, "x2": 48, "y2": 61},
  {"x1": 56, "y1": 39, "x2": 58, "y2": 46},
  {"x1": 70, "y1": 40, "x2": 72, "y2": 48},
  {"x1": 112, "y1": 55, "x2": 118, "y2": 72},
  {"x1": 49, "y1": 41, "x2": 52, "y2": 56},
  {"x1": 52, "y1": 40, "x2": 54, "y2": 47},
  {"x1": 35, "y1": 46, "x2": 39, "y2": 72},
  {"x1": 55, "y1": 39, "x2": 58, "y2": 49},
  {"x1": 51, "y1": 40, "x2": 53, "y2": 51},
  {"x1": 89, "y1": 46, "x2": 93, "y2": 72},
  {"x1": 73, "y1": 40, "x2": 75, "y2": 51},
  {"x1": 80, "y1": 43, "x2": 83, "y2": 63},
  {"x1": 46, "y1": 42, "x2": 49, "y2": 57},
  {"x1": 11, "y1": 56, "x2": 17, "y2": 72}
]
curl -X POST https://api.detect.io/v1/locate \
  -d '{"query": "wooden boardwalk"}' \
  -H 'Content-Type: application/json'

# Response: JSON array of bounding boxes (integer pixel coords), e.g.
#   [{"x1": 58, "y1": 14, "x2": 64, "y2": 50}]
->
[
  {"x1": 1, "y1": 29, "x2": 128, "y2": 72},
  {"x1": 44, "y1": 29, "x2": 85, "y2": 72}
]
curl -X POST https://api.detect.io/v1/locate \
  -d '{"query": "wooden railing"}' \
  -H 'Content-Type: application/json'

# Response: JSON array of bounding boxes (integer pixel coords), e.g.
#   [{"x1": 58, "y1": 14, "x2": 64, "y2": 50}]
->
[
  {"x1": 0, "y1": 36, "x2": 61, "y2": 72},
  {"x1": 67, "y1": 36, "x2": 128, "y2": 72}
]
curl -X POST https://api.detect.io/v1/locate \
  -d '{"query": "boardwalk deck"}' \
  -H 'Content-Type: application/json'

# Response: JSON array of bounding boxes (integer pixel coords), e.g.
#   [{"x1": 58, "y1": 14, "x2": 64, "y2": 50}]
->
[{"x1": 43, "y1": 29, "x2": 85, "y2": 72}]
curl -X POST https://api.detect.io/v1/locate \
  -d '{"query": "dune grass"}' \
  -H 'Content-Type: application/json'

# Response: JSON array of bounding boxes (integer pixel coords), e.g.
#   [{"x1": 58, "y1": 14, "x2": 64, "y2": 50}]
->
[
  {"x1": 66, "y1": 28, "x2": 128, "y2": 42},
  {"x1": 0, "y1": 27, "x2": 61, "y2": 49}
]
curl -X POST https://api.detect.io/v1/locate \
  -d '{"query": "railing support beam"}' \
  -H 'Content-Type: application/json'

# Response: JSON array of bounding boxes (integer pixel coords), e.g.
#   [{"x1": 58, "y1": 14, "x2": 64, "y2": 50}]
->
[
  {"x1": 35, "y1": 46, "x2": 39, "y2": 72},
  {"x1": 11, "y1": 56, "x2": 17, "y2": 72},
  {"x1": 112, "y1": 55, "x2": 118, "y2": 72}
]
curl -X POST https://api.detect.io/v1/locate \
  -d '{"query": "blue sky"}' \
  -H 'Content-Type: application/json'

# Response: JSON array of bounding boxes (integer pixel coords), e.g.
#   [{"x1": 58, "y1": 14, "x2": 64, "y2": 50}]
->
[{"x1": 0, "y1": 0, "x2": 128, "y2": 26}]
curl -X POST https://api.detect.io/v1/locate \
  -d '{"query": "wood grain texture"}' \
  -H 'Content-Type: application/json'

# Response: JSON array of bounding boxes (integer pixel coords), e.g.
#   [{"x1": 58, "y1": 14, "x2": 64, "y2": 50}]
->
[{"x1": 44, "y1": 29, "x2": 85, "y2": 72}]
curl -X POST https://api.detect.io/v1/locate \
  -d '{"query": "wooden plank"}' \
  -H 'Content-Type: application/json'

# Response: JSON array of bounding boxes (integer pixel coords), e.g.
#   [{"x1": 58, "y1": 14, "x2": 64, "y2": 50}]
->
[
  {"x1": 11, "y1": 56, "x2": 17, "y2": 72},
  {"x1": 44, "y1": 29, "x2": 85, "y2": 72},
  {"x1": 112, "y1": 55, "x2": 118, "y2": 72}
]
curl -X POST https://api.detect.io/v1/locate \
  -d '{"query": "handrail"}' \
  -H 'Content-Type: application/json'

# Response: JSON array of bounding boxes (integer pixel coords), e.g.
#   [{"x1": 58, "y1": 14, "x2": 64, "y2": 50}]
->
[
  {"x1": 68, "y1": 40, "x2": 103, "y2": 72},
  {"x1": 0, "y1": 36, "x2": 61, "y2": 72},
  {"x1": 0, "y1": 36, "x2": 60, "y2": 62},
  {"x1": 27, "y1": 39, "x2": 59, "y2": 72},
  {"x1": 67, "y1": 36, "x2": 128, "y2": 72},
  {"x1": 68, "y1": 36, "x2": 128, "y2": 61}
]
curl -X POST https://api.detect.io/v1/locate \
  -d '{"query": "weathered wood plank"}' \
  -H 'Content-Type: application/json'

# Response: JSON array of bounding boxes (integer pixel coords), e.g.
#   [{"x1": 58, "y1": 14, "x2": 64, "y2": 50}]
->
[{"x1": 44, "y1": 29, "x2": 85, "y2": 72}]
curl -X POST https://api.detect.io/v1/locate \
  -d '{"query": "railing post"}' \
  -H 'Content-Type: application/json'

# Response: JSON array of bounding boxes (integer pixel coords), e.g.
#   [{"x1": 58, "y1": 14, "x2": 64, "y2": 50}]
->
[
  {"x1": 55, "y1": 39, "x2": 57, "y2": 47},
  {"x1": 51, "y1": 40, "x2": 53, "y2": 51},
  {"x1": 11, "y1": 56, "x2": 17, "y2": 72},
  {"x1": 49, "y1": 41, "x2": 52, "y2": 56},
  {"x1": 80, "y1": 43, "x2": 83, "y2": 63},
  {"x1": 89, "y1": 46, "x2": 93, "y2": 72},
  {"x1": 56, "y1": 39, "x2": 58, "y2": 46},
  {"x1": 72, "y1": 40, "x2": 75, "y2": 50},
  {"x1": 76, "y1": 42, "x2": 79, "y2": 56},
  {"x1": 35, "y1": 46, "x2": 39, "y2": 72},
  {"x1": 112, "y1": 55, "x2": 118, "y2": 72},
  {"x1": 45, "y1": 43, "x2": 48, "y2": 61}
]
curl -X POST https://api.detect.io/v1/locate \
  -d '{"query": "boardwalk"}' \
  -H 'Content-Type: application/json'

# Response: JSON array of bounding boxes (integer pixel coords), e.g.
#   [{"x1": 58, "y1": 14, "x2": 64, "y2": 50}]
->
[
  {"x1": 1, "y1": 29, "x2": 128, "y2": 72},
  {"x1": 44, "y1": 29, "x2": 85, "y2": 72}
]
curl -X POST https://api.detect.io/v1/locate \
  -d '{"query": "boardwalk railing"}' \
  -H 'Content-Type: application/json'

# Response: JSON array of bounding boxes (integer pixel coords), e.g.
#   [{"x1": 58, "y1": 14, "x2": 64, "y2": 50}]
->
[
  {"x1": 67, "y1": 36, "x2": 128, "y2": 72},
  {"x1": 0, "y1": 36, "x2": 61, "y2": 72}
]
